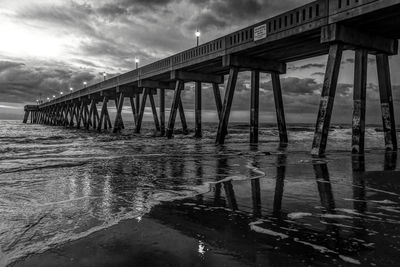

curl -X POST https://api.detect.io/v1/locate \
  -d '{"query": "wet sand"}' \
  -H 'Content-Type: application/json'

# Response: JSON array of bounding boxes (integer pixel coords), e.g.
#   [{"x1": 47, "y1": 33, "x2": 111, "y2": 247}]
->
[
  {"x1": 11, "y1": 149, "x2": 400, "y2": 267},
  {"x1": 12, "y1": 217, "x2": 251, "y2": 267}
]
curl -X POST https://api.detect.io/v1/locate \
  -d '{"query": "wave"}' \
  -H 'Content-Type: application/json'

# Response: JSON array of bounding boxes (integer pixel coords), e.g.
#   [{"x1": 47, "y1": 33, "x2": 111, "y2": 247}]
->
[
  {"x1": 0, "y1": 161, "x2": 89, "y2": 174},
  {"x1": 1, "y1": 181, "x2": 211, "y2": 266}
]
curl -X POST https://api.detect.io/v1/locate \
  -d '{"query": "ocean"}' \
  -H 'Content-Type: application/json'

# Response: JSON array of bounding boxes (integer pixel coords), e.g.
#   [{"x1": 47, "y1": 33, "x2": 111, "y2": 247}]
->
[{"x1": 0, "y1": 120, "x2": 399, "y2": 266}]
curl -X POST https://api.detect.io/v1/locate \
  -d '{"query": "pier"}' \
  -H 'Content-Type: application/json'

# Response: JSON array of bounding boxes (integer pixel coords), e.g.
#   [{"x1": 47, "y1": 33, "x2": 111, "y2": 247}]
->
[{"x1": 23, "y1": 0, "x2": 400, "y2": 156}]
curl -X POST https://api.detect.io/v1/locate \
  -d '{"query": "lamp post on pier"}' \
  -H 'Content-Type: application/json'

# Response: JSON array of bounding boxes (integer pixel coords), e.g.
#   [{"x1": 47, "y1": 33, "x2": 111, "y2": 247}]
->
[
  {"x1": 135, "y1": 58, "x2": 140, "y2": 69},
  {"x1": 195, "y1": 29, "x2": 200, "y2": 47}
]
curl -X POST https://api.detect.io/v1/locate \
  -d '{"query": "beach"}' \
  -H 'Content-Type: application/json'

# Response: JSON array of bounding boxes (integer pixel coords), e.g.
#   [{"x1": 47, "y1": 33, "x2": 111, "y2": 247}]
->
[{"x1": 1, "y1": 120, "x2": 399, "y2": 266}]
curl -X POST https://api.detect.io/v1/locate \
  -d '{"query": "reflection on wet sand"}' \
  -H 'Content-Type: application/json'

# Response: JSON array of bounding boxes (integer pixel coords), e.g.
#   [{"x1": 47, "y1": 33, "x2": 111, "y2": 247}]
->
[
  {"x1": 11, "y1": 146, "x2": 400, "y2": 267},
  {"x1": 147, "y1": 150, "x2": 400, "y2": 266},
  {"x1": 352, "y1": 155, "x2": 367, "y2": 237},
  {"x1": 272, "y1": 152, "x2": 286, "y2": 219}
]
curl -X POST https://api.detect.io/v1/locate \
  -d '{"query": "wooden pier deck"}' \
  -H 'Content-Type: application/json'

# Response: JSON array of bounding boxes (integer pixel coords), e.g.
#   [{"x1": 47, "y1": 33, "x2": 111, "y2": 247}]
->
[{"x1": 24, "y1": 0, "x2": 400, "y2": 156}]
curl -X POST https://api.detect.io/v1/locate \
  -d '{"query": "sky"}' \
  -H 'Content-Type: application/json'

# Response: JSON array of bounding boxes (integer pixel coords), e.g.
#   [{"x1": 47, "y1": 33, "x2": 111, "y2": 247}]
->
[{"x1": 0, "y1": 0, "x2": 399, "y2": 124}]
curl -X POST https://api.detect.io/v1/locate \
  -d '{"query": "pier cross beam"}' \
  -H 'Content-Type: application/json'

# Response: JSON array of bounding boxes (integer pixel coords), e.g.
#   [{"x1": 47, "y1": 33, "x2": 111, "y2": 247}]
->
[
  {"x1": 216, "y1": 55, "x2": 286, "y2": 145},
  {"x1": 113, "y1": 89, "x2": 125, "y2": 133},
  {"x1": 138, "y1": 80, "x2": 175, "y2": 136},
  {"x1": 166, "y1": 71, "x2": 223, "y2": 138},
  {"x1": 166, "y1": 80, "x2": 184, "y2": 138},
  {"x1": 97, "y1": 96, "x2": 109, "y2": 132},
  {"x1": 135, "y1": 85, "x2": 159, "y2": 134}
]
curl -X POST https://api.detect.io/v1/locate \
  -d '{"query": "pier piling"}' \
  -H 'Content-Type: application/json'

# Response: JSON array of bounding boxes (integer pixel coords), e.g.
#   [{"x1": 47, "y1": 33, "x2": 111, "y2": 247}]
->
[
  {"x1": 195, "y1": 82, "x2": 202, "y2": 138},
  {"x1": 351, "y1": 49, "x2": 368, "y2": 154},
  {"x1": 250, "y1": 70, "x2": 260, "y2": 144},
  {"x1": 311, "y1": 44, "x2": 343, "y2": 156},
  {"x1": 377, "y1": 53, "x2": 398, "y2": 151}
]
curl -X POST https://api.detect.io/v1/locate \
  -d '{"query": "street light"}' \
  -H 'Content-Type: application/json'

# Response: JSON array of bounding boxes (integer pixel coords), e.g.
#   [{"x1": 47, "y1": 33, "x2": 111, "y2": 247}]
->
[
  {"x1": 47, "y1": 97, "x2": 50, "y2": 101},
  {"x1": 135, "y1": 58, "x2": 139, "y2": 69},
  {"x1": 70, "y1": 87, "x2": 73, "y2": 92},
  {"x1": 60, "y1": 92, "x2": 63, "y2": 95},
  {"x1": 195, "y1": 29, "x2": 201, "y2": 46},
  {"x1": 53, "y1": 95, "x2": 56, "y2": 98},
  {"x1": 103, "y1": 72, "x2": 107, "y2": 81},
  {"x1": 83, "y1": 81, "x2": 87, "y2": 87}
]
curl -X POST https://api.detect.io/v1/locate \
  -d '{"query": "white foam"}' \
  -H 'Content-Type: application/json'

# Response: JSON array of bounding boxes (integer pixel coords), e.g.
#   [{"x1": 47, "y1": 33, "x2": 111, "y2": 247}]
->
[
  {"x1": 339, "y1": 255, "x2": 361, "y2": 265},
  {"x1": 336, "y1": 208, "x2": 381, "y2": 219},
  {"x1": 249, "y1": 221, "x2": 288, "y2": 239},
  {"x1": 250, "y1": 225, "x2": 289, "y2": 239},
  {"x1": 245, "y1": 162, "x2": 266, "y2": 179},
  {"x1": 287, "y1": 212, "x2": 312, "y2": 220},
  {"x1": 320, "y1": 214, "x2": 353, "y2": 219},
  {"x1": 377, "y1": 206, "x2": 400, "y2": 213},
  {"x1": 3, "y1": 183, "x2": 211, "y2": 266},
  {"x1": 210, "y1": 175, "x2": 248, "y2": 184},
  {"x1": 293, "y1": 239, "x2": 335, "y2": 254},
  {"x1": 366, "y1": 187, "x2": 399, "y2": 196},
  {"x1": 371, "y1": 199, "x2": 397, "y2": 205}
]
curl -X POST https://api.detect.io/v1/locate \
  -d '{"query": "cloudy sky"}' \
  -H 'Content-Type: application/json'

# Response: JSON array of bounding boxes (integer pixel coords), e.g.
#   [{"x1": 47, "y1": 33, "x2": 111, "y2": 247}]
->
[{"x1": 0, "y1": 0, "x2": 399, "y2": 124}]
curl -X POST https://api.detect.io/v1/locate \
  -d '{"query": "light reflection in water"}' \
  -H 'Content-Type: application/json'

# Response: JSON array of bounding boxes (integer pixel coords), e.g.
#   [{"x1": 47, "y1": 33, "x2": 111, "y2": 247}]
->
[
  {"x1": 83, "y1": 171, "x2": 91, "y2": 210},
  {"x1": 102, "y1": 175, "x2": 111, "y2": 217},
  {"x1": 198, "y1": 240, "x2": 206, "y2": 256},
  {"x1": 68, "y1": 175, "x2": 77, "y2": 201}
]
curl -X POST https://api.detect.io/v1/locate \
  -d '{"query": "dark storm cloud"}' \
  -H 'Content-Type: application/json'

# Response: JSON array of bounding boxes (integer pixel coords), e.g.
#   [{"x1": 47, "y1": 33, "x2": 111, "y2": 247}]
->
[
  {"x1": 119, "y1": 0, "x2": 176, "y2": 9},
  {"x1": 19, "y1": 1, "x2": 96, "y2": 36},
  {"x1": 0, "y1": 60, "x2": 96, "y2": 103},
  {"x1": 215, "y1": 0, "x2": 263, "y2": 17},
  {"x1": 393, "y1": 85, "x2": 400, "y2": 103},
  {"x1": 195, "y1": 13, "x2": 228, "y2": 30},
  {"x1": 97, "y1": 4, "x2": 128, "y2": 20},
  {"x1": 96, "y1": 0, "x2": 175, "y2": 20},
  {"x1": 188, "y1": 0, "x2": 309, "y2": 31},
  {"x1": 0, "y1": 61, "x2": 26, "y2": 73},
  {"x1": 288, "y1": 63, "x2": 325, "y2": 71},
  {"x1": 261, "y1": 77, "x2": 320, "y2": 95},
  {"x1": 344, "y1": 57, "x2": 376, "y2": 65},
  {"x1": 311, "y1": 72, "x2": 325, "y2": 77},
  {"x1": 178, "y1": 76, "x2": 326, "y2": 113}
]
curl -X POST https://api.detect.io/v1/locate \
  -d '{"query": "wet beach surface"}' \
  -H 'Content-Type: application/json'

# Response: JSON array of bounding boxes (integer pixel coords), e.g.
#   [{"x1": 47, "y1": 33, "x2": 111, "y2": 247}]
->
[{"x1": 1, "y1": 120, "x2": 399, "y2": 266}]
